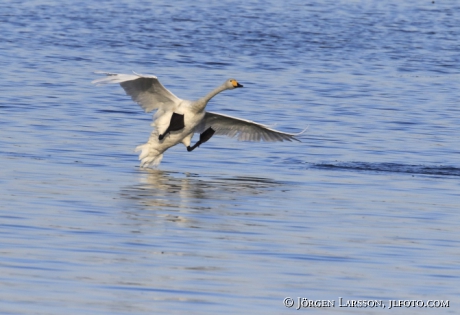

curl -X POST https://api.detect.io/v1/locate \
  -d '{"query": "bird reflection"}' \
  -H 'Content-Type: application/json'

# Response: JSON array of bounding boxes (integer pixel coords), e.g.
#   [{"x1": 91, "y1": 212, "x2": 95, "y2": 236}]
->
[{"x1": 119, "y1": 168, "x2": 282, "y2": 213}]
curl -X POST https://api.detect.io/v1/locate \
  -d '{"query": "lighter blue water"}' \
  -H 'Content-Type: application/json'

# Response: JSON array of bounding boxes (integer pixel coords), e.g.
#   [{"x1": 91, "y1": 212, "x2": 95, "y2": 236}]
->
[{"x1": 1, "y1": 0, "x2": 459, "y2": 314}]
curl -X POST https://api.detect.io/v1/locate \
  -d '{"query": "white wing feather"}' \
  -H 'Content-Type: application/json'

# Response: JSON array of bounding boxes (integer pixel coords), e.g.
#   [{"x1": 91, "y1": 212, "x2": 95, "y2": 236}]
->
[
  {"x1": 197, "y1": 112, "x2": 307, "y2": 142},
  {"x1": 92, "y1": 71, "x2": 182, "y2": 113}
]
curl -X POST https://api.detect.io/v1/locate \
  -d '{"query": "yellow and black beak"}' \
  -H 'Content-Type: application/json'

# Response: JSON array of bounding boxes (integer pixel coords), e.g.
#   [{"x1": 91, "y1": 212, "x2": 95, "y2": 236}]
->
[{"x1": 232, "y1": 80, "x2": 244, "y2": 88}]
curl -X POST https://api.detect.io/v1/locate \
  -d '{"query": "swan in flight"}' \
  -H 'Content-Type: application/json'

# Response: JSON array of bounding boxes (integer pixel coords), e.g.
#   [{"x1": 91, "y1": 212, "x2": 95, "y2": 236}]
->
[{"x1": 92, "y1": 72, "x2": 306, "y2": 167}]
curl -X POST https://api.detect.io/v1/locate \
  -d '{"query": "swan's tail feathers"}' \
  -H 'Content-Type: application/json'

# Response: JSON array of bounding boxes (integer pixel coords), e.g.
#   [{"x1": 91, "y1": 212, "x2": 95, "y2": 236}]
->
[{"x1": 135, "y1": 143, "x2": 164, "y2": 168}]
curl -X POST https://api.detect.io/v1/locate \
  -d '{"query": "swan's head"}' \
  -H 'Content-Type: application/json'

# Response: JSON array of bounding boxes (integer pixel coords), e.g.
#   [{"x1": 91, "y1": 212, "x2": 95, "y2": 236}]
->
[{"x1": 226, "y1": 79, "x2": 243, "y2": 89}]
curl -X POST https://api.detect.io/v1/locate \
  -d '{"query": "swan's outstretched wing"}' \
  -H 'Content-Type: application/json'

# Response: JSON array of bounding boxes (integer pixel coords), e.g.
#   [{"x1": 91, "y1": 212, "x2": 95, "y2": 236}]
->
[
  {"x1": 196, "y1": 112, "x2": 307, "y2": 142},
  {"x1": 92, "y1": 71, "x2": 182, "y2": 113}
]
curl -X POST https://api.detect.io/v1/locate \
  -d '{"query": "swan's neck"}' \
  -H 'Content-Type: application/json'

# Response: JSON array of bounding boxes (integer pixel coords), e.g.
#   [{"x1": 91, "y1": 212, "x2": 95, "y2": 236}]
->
[{"x1": 193, "y1": 84, "x2": 227, "y2": 112}]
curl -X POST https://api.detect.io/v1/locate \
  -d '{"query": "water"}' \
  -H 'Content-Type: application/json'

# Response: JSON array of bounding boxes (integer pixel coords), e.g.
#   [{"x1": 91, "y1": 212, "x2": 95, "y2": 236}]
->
[{"x1": 1, "y1": 0, "x2": 459, "y2": 314}]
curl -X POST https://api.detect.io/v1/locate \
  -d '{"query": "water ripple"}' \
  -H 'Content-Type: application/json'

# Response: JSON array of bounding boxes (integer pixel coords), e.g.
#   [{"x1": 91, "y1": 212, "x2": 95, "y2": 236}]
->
[{"x1": 312, "y1": 162, "x2": 460, "y2": 177}]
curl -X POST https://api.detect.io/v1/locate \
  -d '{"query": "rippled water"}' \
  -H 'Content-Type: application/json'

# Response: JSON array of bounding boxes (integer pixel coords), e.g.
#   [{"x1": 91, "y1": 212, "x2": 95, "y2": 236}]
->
[{"x1": 1, "y1": 0, "x2": 460, "y2": 314}]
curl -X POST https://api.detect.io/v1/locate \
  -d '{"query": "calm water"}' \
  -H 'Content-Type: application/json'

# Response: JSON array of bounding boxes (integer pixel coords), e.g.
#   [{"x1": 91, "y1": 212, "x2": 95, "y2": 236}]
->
[{"x1": 1, "y1": 0, "x2": 459, "y2": 314}]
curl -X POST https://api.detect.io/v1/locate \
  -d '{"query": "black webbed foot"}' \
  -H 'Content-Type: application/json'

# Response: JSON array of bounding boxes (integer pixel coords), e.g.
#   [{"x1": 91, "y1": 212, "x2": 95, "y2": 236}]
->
[
  {"x1": 168, "y1": 113, "x2": 185, "y2": 131},
  {"x1": 199, "y1": 127, "x2": 215, "y2": 144},
  {"x1": 159, "y1": 113, "x2": 185, "y2": 140},
  {"x1": 187, "y1": 127, "x2": 215, "y2": 152}
]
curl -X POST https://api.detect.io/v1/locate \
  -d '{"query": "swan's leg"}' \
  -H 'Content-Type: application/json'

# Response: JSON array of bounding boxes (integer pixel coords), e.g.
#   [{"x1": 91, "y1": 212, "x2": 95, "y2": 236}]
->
[
  {"x1": 187, "y1": 144, "x2": 198, "y2": 152},
  {"x1": 187, "y1": 127, "x2": 215, "y2": 152},
  {"x1": 181, "y1": 133, "x2": 193, "y2": 148},
  {"x1": 159, "y1": 113, "x2": 185, "y2": 140}
]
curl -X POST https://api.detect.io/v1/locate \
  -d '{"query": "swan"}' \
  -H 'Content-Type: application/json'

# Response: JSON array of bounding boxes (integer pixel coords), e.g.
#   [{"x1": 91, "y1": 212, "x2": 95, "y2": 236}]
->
[{"x1": 92, "y1": 71, "x2": 306, "y2": 167}]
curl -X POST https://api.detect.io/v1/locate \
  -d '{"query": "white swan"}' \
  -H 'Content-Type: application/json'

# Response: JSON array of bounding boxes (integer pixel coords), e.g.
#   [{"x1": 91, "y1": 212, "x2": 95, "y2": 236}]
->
[{"x1": 92, "y1": 71, "x2": 306, "y2": 167}]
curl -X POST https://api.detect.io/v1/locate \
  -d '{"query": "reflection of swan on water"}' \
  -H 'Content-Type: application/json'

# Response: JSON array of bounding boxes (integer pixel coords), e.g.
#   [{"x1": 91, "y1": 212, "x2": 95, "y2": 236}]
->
[{"x1": 119, "y1": 169, "x2": 282, "y2": 221}]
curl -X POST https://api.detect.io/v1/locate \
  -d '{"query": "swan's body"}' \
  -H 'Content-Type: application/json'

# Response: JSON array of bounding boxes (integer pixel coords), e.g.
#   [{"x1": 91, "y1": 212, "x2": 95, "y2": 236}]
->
[{"x1": 92, "y1": 72, "x2": 305, "y2": 167}]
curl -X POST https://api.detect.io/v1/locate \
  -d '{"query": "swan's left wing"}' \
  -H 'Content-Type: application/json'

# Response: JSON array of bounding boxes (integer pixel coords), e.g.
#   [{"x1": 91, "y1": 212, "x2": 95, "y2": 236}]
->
[
  {"x1": 92, "y1": 71, "x2": 182, "y2": 113},
  {"x1": 196, "y1": 112, "x2": 307, "y2": 142}
]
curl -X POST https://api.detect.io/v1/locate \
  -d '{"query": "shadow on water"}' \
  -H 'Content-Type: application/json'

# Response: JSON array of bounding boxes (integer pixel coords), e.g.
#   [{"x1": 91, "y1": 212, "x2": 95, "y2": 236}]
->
[
  {"x1": 119, "y1": 169, "x2": 283, "y2": 211},
  {"x1": 310, "y1": 162, "x2": 460, "y2": 177}
]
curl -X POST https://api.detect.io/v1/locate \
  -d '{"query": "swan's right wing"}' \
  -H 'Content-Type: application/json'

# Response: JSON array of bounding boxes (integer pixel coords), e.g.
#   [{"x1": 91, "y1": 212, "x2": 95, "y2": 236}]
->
[
  {"x1": 92, "y1": 71, "x2": 182, "y2": 113},
  {"x1": 197, "y1": 112, "x2": 307, "y2": 142}
]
